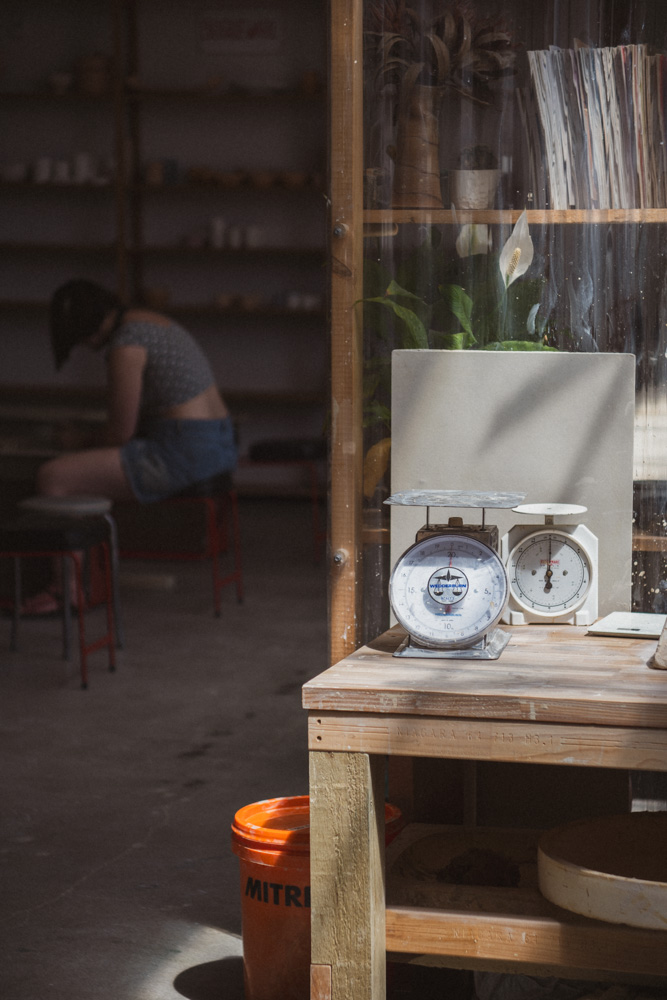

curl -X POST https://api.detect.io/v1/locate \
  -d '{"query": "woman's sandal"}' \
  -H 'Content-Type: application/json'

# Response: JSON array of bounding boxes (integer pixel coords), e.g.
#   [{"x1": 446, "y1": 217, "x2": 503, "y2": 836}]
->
[
  {"x1": 21, "y1": 585, "x2": 79, "y2": 617},
  {"x1": 20, "y1": 589, "x2": 62, "y2": 617}
]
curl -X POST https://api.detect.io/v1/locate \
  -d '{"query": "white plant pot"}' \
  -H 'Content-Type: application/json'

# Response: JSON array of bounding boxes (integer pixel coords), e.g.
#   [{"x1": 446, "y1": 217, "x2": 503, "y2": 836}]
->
[{"x1": 450, "y1": 169, "x2": 500, "y2": 209}]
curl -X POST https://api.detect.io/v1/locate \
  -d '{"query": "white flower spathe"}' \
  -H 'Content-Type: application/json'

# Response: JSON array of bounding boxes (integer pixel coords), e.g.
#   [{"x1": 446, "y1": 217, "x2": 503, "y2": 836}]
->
[
  {"x1": 499, "y1": 210, "x2": 534, "y2": 287},
  {"x1": 456, "y1": 223, "x2": 492, "y2": 257}
]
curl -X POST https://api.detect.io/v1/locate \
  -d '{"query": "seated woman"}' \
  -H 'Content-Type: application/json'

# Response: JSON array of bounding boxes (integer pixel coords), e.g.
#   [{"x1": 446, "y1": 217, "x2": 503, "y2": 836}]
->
[{"x1": 25, "y1": 278, "x2": 237, "y2": 614}]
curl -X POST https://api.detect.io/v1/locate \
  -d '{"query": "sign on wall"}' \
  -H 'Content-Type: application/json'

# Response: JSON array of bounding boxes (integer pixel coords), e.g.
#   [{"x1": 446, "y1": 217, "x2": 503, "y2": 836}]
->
[{"x1": 200, "y1": 9, "x2": 281, "y2": 53}]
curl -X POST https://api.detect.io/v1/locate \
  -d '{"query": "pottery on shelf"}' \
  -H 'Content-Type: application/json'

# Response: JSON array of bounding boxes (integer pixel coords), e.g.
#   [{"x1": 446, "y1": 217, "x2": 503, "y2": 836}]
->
[{"x1": 449, "y1": 169, "x2": 501, "y2": 209}]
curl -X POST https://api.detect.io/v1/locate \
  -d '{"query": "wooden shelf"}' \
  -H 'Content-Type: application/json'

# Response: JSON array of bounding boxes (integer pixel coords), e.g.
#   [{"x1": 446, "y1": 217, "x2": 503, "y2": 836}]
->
[
  {"x1": 364, "y1": 208, "x2": 667, "y2": 225},
  {"x1": 134, "y1": 179, "x2": 325, "y2": 195},
  {"x1": 0, "y1": 90, "x2": 113, "y2": 104},
  {"x1": 386, "y1": 905, "x2": 667, "y2": 979},
  {"x1": 0, "y1": 299, "x2": 324, "y2": 320},
  {"x1": 0, "y1": 241, "x2": 116, "y2": 254},
  {"x1": 0, "y1": 181, "x2": 115, "y2": 193},
  {"x1": 0, "y1": 384, "x2": 323, "y2": 411},
  {"x1": 385, "y1": 823, "x2": 667, "y2": 980},
  {"x1": 169, "y1": 303, "x2": 324, "y2": 320},
  {"x1": 127, "y1": 87, "x2": 323, "y2": 103},
  {"x1": 633, "y1": 530, "x2": 667, "y2": 552},
  {"x1": 0, "y1": 242, "x2": 322, "y2": 258},
  {"x1": 0, "y1": 299, "x2": 48, "y2": 310},
  {"x1": 225, "y1": 389, "x2": 325, "y2": 409},
  {"x1": 130, "y1": 244, "x2": 325, "y2": 258}
]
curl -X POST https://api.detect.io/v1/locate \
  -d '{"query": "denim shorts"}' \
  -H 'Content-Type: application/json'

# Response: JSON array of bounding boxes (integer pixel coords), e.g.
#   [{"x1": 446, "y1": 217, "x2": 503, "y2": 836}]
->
[{"x1": 120, "y1": 417, "x2": 237, "y2": 504}]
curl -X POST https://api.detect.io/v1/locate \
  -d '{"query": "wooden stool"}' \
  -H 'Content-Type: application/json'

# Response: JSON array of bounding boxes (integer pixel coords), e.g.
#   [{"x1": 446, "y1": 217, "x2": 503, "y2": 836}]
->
[
  {"x1": 0, "y1": 509, "x2": 117, "y2": 689},
  {"x1": 119, "y1": 471, "x2": 244, "y2": 616}
]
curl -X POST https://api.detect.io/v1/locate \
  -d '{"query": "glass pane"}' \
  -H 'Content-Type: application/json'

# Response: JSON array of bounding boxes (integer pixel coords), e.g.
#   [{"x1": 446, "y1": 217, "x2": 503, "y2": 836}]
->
[{"x1": 360, "y1": 0, "x2": 667, "y2": 643}]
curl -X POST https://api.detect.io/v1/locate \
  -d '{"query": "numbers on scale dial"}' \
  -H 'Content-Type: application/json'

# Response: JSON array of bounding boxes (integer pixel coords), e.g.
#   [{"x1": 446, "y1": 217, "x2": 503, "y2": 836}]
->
[
  {"x1": 389, "y1": 534, "x2": 508, "y2": 648},
  {"x1": 509, "y1": 530, "x2": 591, "y2": 615}
]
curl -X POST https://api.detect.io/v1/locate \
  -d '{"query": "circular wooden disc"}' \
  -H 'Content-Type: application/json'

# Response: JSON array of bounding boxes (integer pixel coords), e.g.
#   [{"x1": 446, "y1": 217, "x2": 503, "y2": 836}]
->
[{"x1": 538, "y1": 813, "x2": 667, "y2": 929}]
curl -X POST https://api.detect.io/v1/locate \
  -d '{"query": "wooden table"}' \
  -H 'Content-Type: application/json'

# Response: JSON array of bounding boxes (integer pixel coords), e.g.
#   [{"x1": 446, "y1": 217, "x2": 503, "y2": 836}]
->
[{"x1": 302, "y1": 624, "x2": 667, "y2": 1000}]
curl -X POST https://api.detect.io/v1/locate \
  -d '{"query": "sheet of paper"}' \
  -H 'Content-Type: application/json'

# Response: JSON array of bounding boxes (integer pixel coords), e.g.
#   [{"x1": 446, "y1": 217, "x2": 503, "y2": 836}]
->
[{"x1": 587, "y1": 611, "x2": 666, "y2": 638}]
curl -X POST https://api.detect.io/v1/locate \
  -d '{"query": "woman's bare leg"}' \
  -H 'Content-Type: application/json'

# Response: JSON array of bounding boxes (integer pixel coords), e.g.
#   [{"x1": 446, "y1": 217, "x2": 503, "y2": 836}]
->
[
  {"x1": 36, "y1": 447, "x2": 136, "y2": 500},
  {"x1": 22, "y1": 448, "x2": 136, "y2": 613}
]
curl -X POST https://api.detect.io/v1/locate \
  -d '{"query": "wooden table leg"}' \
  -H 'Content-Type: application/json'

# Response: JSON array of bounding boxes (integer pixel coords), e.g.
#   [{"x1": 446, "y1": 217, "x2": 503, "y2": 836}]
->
[{"x1": 309, "y1": 749, "x2": 386, "y2": 1000}]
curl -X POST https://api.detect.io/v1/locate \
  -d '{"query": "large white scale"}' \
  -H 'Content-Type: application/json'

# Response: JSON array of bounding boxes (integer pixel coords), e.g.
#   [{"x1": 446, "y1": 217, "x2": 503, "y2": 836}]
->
[
  {"x1": 387, "y1": 491, "x2": 598, "y2": 660},
  {"x1": 387, "y1": 489, "x2": 524, "y2": 660}
]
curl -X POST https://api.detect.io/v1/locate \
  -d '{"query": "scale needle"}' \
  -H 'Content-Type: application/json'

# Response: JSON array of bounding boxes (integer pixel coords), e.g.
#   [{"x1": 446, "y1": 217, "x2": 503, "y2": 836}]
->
[{"x1": 544, "y1": 535, "x2": 553, "y2": 592}]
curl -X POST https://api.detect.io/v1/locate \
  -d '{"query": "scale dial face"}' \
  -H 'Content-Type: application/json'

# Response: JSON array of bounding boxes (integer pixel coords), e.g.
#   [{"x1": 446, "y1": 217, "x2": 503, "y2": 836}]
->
[
  {"x1": 508, "y1": 529, "x2": 592, "y2": 617},
  {"x1": 389, "y1": 533, "x2": 508, "y2": 649}
]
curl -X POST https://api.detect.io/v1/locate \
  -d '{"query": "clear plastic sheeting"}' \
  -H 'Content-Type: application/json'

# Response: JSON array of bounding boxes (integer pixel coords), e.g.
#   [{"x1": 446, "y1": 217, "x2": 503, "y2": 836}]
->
[
  {"x1": 356, "y1": 0, "x2": 667, "y2": 641},
  {"x1": 385, "y1": 489, "x2": 526, "y2": 507}
]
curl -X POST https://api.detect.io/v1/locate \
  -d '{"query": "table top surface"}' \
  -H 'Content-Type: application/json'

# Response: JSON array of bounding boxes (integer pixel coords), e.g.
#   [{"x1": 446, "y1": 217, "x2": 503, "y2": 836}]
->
[{"x1": 303, "y1": 625, "x2": 667, "y2": 729}]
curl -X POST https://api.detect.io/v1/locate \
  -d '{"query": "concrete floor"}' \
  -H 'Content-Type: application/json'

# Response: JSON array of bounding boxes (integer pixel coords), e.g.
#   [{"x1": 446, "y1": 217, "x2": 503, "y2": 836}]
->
[
  {"x1": 2, "y1": 497, "x2": 653, "y2": 1000},
  {"x1": 0, "y1": 499, "x2": 328, "y2": 1000}
]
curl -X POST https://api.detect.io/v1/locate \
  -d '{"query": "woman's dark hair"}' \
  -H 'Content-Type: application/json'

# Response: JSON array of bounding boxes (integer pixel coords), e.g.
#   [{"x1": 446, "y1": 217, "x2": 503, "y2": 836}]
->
[{"x1": 50, "y1": 279, "x2": 124, "y2": 369}]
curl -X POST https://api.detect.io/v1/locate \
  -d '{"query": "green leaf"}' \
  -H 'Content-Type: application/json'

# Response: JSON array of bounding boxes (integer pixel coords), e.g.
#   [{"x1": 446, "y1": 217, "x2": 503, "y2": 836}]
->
[
  {"x1": 360, "y1": 295, "x2": 430, "y2": 349},
  {"x1": 481, "y1": 340, "x2": 558, "y2": 351},
  {"x1": 387, "y1": 302, "x2": 430, "y2": 348},
  {"x1": 438, "y1": 332, "x2": 465, "y2": 350},
  {"x1": 363, "y1": 400, "x2": 392, "y2": 430},
  {"x1": 441, "y1": 284, "x2": 473, "y2": 336},
  {"x1": 384, "y1": 279, "x2": 424, "y2": 303}
]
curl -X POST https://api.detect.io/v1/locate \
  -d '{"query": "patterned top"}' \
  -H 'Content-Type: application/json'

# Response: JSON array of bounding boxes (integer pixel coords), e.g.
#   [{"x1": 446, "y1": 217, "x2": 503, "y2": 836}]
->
[{"x1": 109, "y1": 320, "x2": 215, "y2": 415}]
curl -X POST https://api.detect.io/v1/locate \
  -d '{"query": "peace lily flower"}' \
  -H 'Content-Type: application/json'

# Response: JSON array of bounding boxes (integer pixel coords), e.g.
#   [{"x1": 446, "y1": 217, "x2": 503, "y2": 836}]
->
[
  {"x1": 359, "y1": 206, "x2": 550, "y2": 368},
  {"x1": 498, "y1": 209, "x2": 534, "y2": 287}
]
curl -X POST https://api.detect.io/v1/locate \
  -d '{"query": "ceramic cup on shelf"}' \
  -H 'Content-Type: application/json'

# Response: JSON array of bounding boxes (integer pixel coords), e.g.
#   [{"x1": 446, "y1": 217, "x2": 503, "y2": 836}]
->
[
  {"x1": 209, "y1": 216, "x2": 226, "y2": 249},
  {"x1": 449, "y1": 169, "x2": 501, "y2": 209},
  {"x1": 33, "y1": 157, "x2": 53, "y2": 184},
  {"x1": 245, "y1": 225, "x2": 265, "y2": 248},
  {"x1": 53, "y1": 160, "x2": 71, "y2": 183},
  {"x1": 73, "y1": 152, "x2": 95, "y2": 184},
  {"x1": 227, "y1": 226, "x2": 245, "y2": 249}
]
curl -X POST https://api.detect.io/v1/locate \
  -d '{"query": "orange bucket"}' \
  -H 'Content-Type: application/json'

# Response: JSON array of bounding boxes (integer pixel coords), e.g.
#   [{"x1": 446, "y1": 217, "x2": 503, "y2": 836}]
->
[{"x1": 231, "y1": 795, "x2": 402, "y2": 1000}]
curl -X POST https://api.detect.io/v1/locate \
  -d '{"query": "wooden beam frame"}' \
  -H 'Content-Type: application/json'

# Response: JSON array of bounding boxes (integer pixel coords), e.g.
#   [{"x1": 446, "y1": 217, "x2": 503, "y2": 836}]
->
[{"x1": 328, "y1": 0, "x2": 365, "y2": 664}]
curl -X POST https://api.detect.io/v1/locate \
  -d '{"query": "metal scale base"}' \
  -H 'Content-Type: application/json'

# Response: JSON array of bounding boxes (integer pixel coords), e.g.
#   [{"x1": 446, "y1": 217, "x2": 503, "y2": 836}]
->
[{"x1": 393, "y1": 627, "x2": 511, "y2": 660}]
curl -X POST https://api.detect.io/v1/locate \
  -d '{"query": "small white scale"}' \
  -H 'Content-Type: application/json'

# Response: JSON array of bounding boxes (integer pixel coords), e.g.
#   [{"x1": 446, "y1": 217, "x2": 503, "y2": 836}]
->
[
  {"x1": 386, "y1": 489, "x2": 525, "y2": 660},
  {"x1": 500, "y1": 503, "x2": 598, "y2": 626}
]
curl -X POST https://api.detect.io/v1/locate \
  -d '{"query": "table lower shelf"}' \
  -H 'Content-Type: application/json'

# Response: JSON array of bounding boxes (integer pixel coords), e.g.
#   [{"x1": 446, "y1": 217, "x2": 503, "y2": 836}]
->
[{"x1": 385, "y1": 824, "x2": 667, "y2": 981}]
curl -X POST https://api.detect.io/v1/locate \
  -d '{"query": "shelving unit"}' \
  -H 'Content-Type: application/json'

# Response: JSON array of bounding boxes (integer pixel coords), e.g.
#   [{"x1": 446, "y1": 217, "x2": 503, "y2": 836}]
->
[{"x1": 0, "y1": 0, "x2": 327, "y2": 496}]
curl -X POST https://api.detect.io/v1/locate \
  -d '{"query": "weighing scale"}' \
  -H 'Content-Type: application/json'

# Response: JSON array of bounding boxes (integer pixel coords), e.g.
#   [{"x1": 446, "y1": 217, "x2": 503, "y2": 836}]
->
[
  {"x1": 386, "y1": 489, "x2": 525, "y2": 660},
  {"x1": 500, "y1": 503, "x2": 598, "y2": 626}
]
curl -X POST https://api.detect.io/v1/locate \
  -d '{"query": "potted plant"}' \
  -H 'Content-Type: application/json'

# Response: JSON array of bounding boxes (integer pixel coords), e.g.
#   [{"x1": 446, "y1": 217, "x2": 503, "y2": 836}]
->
[
  {"x1": 360, "y1": 212, "x2": 555, "y2": 496},
  {"x1": 364, "y1": 2, "x2": 515, "y2": 208}
]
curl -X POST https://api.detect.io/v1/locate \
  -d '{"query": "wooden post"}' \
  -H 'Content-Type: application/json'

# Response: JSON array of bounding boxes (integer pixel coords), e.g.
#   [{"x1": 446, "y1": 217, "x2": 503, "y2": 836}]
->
[
  {"x1": 310, "y1": 750, "x2": 386, "y2": 1000},
  {"x1": 328, "y1": 0, "x2": 365, "y2": 664}
]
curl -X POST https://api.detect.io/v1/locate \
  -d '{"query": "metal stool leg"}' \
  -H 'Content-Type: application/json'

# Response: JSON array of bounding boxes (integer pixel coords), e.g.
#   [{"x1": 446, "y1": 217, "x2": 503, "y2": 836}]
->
[
  {"x1": 10, "y1": 556, "x2": 21, "y2": 652},
  {"x1": 103, "y1": 512, "x2": 124, "y2": 648},
  {"x1": 61, "y1": 555, "x2": 73, "y2": 662}
]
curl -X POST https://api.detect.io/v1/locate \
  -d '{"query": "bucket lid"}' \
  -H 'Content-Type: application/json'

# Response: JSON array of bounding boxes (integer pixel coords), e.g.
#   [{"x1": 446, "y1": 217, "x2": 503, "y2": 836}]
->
[
  {"x1": 231, "y1": 795, "x2": 402, "y2": 855},
  {"x1": 232, "y1": 796, "x2": 311, "y2": 854}
]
